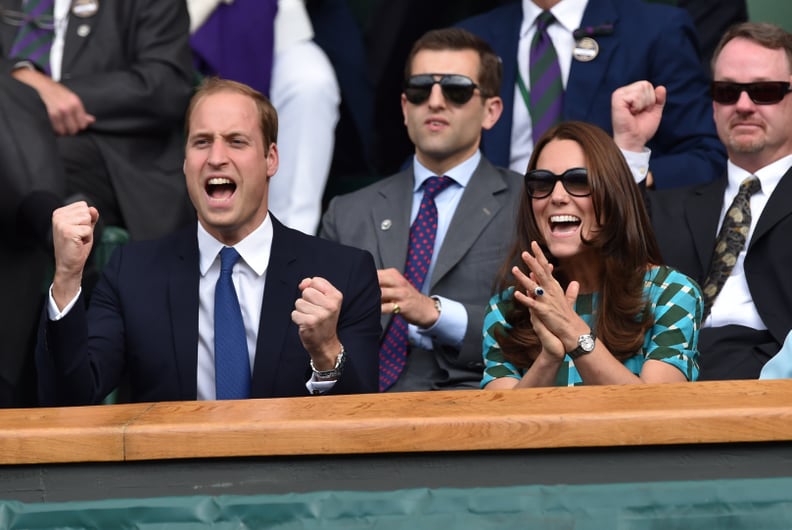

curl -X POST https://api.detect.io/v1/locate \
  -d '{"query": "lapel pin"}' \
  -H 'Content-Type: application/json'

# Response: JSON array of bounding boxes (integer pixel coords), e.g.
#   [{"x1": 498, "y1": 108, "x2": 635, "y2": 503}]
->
[
  {"x1": 573, "y1": 37, "x2": 599, "y2": 62},
  {"x1": 72, "y1": 0, "x2": 99, "y2": 18},
  {"x1": 380, "y1": 219, "x2": 392, "y2": 231},
  {"x1": 76, "y1": 24, "x2": 91, "y2": 37}
]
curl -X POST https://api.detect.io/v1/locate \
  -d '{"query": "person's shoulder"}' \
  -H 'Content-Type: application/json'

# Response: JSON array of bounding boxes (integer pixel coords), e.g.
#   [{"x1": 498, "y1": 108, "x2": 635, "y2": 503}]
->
[
  {"x1": 646, "y1": 265, "x2": 702, "y2": 295},
  {"x1": 608, "y1": 0, "x2": 693, "y2": 29},
  {"x1": 277, "y1": 220, "x2": 372, "y2": 261},
  {"x1": 457, "y1": 2, "x2": 521, "y2": 29},
  {"x1": 328, "y1": 171, "x2": 411, "y2": 208}
]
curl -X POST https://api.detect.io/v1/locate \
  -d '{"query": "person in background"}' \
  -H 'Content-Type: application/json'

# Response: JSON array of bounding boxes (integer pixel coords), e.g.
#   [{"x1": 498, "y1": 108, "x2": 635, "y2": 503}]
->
[
  {"x1": 189, "y1": 0, "x2": 340, "y2": 234},
  {"x1": 482, "y1": 121, "x2": 701, "y2": 388},
  {"x1": 36, "y1": 78, "x2": 380, "y2": 406},
  {"x1": 648, "y1": 22, "x2": 792, "y2": 380},
  {"x1": 0, "y1": 0, "x2": 195, "y2": 407},
  {"x1": 321, "y1": 28, "x2": 522, "y2": 392},
  {"x1": 458, "y1": 0, "x2": 726, "y2": 188}
]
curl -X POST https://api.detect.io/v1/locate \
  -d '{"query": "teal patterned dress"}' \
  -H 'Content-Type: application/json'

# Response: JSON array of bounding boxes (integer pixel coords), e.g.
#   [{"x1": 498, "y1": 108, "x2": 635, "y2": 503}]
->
[{"x1": 481, "y1": 266, "x2": 702, "y2": 386}]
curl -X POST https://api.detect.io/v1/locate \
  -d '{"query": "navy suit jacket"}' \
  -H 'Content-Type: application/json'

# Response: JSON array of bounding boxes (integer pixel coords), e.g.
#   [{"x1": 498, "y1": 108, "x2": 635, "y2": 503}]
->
[
  {"x1": 647, "y1": 167, "x2": 792, "y2": 378},
  {"x1": 36, "y1": 217, "x2": 381, "y2": 405},
  {"x1": 459, "y1": 0, "x2": 726, "y2": 188}
]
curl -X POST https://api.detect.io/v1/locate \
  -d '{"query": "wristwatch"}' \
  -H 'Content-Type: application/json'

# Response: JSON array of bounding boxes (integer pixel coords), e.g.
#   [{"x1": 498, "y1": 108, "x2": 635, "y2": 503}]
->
[
  {"x1": 567, "y1": 332, "x2": 596, "y2": 359},
  {"x1": 310, "y1": 345, "x2": 346, "y2": 380}
]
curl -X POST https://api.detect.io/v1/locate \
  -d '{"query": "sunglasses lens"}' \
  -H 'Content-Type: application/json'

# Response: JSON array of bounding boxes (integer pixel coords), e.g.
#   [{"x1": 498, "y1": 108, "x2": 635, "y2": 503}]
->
[
  {"x1": 441, "y1": 84, "x2": 476, "y2": 104},
  {"x1": 749, "y1": 83, "x2": 786, "y2": 104},
  {"x1": 711, "y1": 83, "x2": 741, "y2": 104},
  {"x1": 564, "y1": 169, "x2": 590, "y2": 196},
  {"x1": 524, "y1": 172, "x2": 555, "y2": 198},
  {"x1": 404, "y1": 86, "x2": 432, "y2": 104}
]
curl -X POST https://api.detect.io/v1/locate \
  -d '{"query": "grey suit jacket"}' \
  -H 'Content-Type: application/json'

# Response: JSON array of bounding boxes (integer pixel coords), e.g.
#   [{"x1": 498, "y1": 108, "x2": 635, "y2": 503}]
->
[{"x1": 321, "y1": 156, "x2": 522, "y2": 390}]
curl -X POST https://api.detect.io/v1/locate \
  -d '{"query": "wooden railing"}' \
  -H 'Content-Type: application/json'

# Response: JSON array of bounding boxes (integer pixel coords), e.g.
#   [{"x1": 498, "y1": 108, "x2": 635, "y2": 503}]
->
[{"x1": 2, "y1": 379, "x2": 791, "y2": 465}]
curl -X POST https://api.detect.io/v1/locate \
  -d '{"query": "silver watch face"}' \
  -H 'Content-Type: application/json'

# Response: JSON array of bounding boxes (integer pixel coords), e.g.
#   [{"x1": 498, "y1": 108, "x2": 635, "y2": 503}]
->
[{"x1": 579, "y1": 334, "x2": 595, "y2": 352}]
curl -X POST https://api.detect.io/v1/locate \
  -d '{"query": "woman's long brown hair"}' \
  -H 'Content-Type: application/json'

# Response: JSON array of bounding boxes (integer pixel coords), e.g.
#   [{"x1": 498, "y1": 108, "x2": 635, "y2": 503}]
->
[{"x1": 494, "y1": 121, "x2": 663, "y2": 368}]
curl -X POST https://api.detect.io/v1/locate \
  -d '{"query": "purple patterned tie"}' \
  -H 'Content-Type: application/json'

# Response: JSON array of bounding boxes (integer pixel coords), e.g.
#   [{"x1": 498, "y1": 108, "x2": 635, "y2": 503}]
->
[
  {"x1": 379, "y1": 176, "x2": 454, "y2": 391},
  {"x1": 529, "y1": 10, "x2": 564, "y2": 143},
  {"x1": 215, "y1": 247, "x2": 251, "y2": 399},
  {"x1": 8, "y1": 0, "x2": 55, "y2": 76}
]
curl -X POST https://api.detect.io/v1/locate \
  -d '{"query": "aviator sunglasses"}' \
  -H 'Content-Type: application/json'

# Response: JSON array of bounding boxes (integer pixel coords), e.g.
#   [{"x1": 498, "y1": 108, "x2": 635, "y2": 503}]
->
[
  {"x1": 404, "y1": 74, "x2": 482, "y2": 105},
  {"x1": 524, "y1": 167, "x2": 591, "y2": 199},
  {"x1": 711, "y1": 81, "x2": 792, "y2": 105}
]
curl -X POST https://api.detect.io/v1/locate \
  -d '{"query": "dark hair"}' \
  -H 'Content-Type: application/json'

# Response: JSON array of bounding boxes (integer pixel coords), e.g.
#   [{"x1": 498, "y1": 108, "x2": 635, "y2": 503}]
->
[
  {"x1": 711, "y1": 22, "x2": 792, "y2": 74},
  {"x1": 185, "y1": 77, "x2": 278, "y2": 149},
  {"x1": 404, "y1": 27, "x2": 502, "y2": 99},
  {"x1": 495, "y1": 121, "x2": 663, "y2": 367}
]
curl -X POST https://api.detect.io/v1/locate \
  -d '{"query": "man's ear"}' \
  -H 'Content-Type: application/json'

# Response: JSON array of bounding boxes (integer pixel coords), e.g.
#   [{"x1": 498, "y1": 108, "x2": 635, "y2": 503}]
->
[{"x1": 481, "y1": 96, "x2": 503, "y2": 131}]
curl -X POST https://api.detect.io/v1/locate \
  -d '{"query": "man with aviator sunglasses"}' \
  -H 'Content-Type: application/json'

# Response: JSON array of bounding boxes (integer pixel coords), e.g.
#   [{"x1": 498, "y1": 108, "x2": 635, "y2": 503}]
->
[
  {"x1": 321, "y1": 28, "x2": 522, "y2": 392},
  {"x1": 648, "y1": 22, "x2": 792, "y2": 381}
]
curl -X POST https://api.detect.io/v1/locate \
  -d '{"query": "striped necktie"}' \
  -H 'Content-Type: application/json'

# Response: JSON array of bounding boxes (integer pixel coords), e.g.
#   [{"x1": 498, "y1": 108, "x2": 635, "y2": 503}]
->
[
  {"x1": 8, "y1": 0, "x2": 56, "y2": 75},
  {"x1": 529, "y1": 10, "x2": 564, "y2": 144}
]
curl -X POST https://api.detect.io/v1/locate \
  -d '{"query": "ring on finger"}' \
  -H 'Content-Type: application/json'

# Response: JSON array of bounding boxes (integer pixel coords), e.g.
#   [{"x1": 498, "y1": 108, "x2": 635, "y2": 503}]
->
[
  {"x1": 533, "y1": 286, "x2": 545, "y2": 297},
  {"x1": 392, "y1": 302, "x2": 401, "y2": 314}
]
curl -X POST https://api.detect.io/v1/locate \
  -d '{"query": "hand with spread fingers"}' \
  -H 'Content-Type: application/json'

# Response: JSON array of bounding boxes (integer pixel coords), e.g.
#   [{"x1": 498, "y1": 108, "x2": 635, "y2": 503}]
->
[
  {"x1": 511, "y1": 242, "x2": 584, "y2": 360},
  {"x1": 377, "y1": 268, "x2": 439, "y2": 328}
]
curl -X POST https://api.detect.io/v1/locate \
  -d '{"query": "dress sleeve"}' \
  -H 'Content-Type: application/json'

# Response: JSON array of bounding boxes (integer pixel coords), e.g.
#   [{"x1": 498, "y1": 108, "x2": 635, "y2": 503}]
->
[
  {"x1": 643, "y1": 266, "x2": 703, "y2": 381},
  {"x1": 481, "y1": 288, "x2": 524, "y2": 387}
]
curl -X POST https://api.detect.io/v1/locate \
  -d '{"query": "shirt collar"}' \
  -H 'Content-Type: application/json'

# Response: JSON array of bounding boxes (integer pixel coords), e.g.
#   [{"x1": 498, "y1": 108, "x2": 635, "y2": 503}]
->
[
  {"x1": 411, "y1": 150, "x2": 480, "y2": 192},
  {"x1": 521, "y1": 0, "x2": 588, "y2": 38},
  {"x1": 727, "y1": 154, "x2": 792, "y2": 199},
  {"x1": 197, "y1": 215, "x2": 273, "y2": 277}
]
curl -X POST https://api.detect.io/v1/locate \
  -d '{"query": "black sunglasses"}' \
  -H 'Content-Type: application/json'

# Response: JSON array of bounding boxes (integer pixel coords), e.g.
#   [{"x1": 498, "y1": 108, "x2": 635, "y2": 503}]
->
[
  {"x1": 711, "y1": 81, "x2": 792, "y2": 105},
  {"x1": 524, "y1": 167, "x2": 591, "y2": 199},
  {"x1": 404, "y1": 74, "x2": 482, "y2": 105}
]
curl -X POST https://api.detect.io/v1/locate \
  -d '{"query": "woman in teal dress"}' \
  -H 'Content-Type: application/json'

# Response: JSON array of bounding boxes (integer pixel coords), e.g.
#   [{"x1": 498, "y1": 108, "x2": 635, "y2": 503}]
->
[{"x1": 482, "y1": 121, "x2": 702, "y2": 388}]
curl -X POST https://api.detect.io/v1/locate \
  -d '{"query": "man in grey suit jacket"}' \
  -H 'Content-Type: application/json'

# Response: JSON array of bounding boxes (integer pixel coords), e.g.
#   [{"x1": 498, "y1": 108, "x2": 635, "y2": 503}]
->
[{"x1": 321, "y1": 28, "x2": 522, "y2": 391}]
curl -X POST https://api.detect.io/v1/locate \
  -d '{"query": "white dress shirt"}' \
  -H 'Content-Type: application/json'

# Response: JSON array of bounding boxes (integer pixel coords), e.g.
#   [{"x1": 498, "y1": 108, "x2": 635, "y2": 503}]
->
[
  {"x1": 407, "y1": 152, "x2": 481, "y2": 351},
  {"x1": 704, "y1": 155, "x2": 792, "y2": 330}
]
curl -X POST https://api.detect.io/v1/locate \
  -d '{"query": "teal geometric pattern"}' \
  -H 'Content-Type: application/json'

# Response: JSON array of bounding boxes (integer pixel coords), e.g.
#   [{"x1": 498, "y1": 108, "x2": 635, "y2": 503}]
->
[{"x1": 481, "y1": 265, "x2": 703, "y2": 387}]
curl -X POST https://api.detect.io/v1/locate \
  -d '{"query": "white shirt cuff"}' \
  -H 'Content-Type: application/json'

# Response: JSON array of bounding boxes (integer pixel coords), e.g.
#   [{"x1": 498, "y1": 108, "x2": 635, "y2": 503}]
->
[
  {"x1": 620, "y1": 147, "x2": 652, "y2": 184},
  {"x1": 47, "y1": 285, "x2": 82, "y2": 321}
]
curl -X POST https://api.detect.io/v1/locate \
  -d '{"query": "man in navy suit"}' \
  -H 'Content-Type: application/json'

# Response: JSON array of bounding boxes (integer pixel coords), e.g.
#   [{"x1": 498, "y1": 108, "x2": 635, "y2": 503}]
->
[
  {"x1": 36, "y1": 78, "x2": 381, "y2": 405},
  {"x1": 458, "y1": 0, "x2": 726, "y2": 188}
]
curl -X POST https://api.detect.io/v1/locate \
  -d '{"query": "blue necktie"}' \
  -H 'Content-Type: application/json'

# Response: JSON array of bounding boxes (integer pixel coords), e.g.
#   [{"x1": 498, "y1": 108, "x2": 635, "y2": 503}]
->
[
  {"x1": 215, "y1": 247, "x2": 251, "y2": 399},
  {"x1": 378, "y1": 176, "x2": 454, "y2": 391}
]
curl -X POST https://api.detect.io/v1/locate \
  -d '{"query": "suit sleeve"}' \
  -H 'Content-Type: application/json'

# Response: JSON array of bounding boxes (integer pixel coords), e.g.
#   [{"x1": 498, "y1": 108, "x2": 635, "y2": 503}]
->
[
  {"x1": 328, "y1": 247, "x2": 382, "y2": 394},
  {"x1": 62, "y1": 0, "x2": 195, "y2": 134},
  {"x1": 643, "y1": 9, "x2": 726, "y2": 189},
  {"x1": 35, "y1": 253, "x2": 127, "y2": 406}
]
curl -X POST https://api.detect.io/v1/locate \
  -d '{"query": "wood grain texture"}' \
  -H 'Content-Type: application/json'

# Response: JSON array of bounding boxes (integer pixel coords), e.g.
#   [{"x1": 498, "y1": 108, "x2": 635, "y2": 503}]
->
[{"x1": 2, "y1": 380, "x2": 792, "y2": 464}]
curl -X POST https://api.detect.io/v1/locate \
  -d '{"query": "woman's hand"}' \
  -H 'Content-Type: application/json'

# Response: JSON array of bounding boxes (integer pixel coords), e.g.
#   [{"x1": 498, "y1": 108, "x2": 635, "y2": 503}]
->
[{"x1": 512, "y1": 242, "x2": 586, "y2": 354}]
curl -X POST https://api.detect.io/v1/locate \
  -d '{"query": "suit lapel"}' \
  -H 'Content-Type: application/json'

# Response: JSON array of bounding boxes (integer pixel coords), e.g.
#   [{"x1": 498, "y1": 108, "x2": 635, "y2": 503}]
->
[
  {"x1": 61, "y1": 1, "x2": 101, "y2": 73},
  {"x1": 168, "y1": 227, "x2": 201, "y2": 400},
  {"x1": 431, "y1": 158, "x2": 509, "y2": 289},
  {"x1": 250, "y1": 217, "x2": 302, "y2": 397},
  {"x1": 686, "y1": 178, "x2": 728, "y2": 274},
  {"x1": 750, "y1": 166, "x2": 792, "y2": 250},
  {"x1": 564, "y1": 0, "x2": 619, "y2": 120},
  {"x1": 372, "y1": 170, "x2": 413, "y2": 273}
]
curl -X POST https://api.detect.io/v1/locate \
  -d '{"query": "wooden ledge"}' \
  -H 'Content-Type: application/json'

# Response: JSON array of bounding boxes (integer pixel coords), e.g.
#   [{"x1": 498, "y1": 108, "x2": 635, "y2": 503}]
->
[{"x1": 2, "y1": 380, "x2": 792, "y2": 464}]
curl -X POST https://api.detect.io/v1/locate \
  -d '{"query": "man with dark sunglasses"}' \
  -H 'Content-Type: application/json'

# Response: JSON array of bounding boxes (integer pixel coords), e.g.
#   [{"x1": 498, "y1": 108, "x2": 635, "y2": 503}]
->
[
  {"x1": 321, "y1": 28, "x2": 522, "y2": 392},
  {"x1": 648, "y1": 22, "x2": 792, "y2": 381}
]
